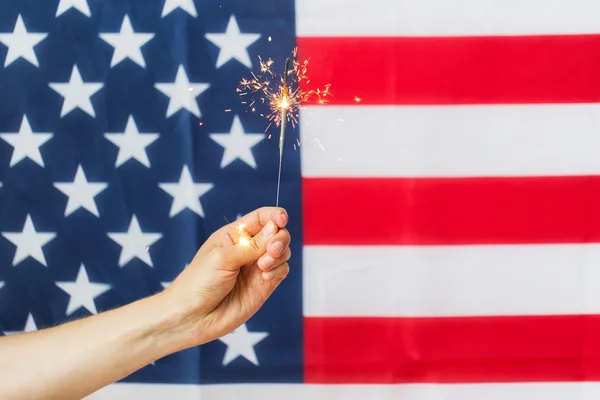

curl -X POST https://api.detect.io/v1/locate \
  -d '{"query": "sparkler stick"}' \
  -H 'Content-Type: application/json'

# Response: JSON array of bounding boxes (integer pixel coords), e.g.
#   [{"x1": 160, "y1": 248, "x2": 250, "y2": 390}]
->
[{"x1": 276, "y1": 58, "x2": 291, "y2": 207}]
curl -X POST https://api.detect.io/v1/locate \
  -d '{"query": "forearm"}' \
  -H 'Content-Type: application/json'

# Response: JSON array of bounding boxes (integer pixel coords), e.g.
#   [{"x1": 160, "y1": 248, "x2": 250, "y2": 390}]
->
[{"x1": 0, "y1": 292, "x2": 193, "y2": 400}]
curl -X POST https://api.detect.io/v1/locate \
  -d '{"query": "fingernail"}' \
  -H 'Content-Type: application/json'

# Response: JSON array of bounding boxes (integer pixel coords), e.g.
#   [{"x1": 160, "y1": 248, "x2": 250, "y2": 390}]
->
[
  {"x1": 279, "y1": 212, "x2": 288, "y2": 225},
  {"x1": 259, "y1": 255, "x2": 275, "y2": 270},
  {"x1": 262, "y1": 270, "x2": 275, "y2": 280},
  {"x1": 263, "y1": 220, "x2": 276, "y2": 238},
  {"x1": 271, "y1": 241, "x2": 284, "y2": 255}
]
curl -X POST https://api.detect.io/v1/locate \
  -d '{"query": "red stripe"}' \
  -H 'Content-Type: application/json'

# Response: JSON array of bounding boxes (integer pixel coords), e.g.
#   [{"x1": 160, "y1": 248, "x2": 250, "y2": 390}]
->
[
  {"x1": 302, "y1": 176, "x2": 600, "y2": 245},
  {"x1": 296, "y1": 35, "x2": 600, "y2": 105},
  {"x1": 304, "y1": 315, "x2": 600, "y2": 383}
]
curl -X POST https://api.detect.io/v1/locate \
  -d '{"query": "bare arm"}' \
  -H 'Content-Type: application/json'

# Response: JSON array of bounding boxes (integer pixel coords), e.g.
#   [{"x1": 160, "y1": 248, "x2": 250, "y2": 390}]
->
[
  {"x1": 0, "y1": 293, "x2": 188, "y2": 400},
  {"x1": 0, "y1": 207, "x2": 291, "y2": 400}
]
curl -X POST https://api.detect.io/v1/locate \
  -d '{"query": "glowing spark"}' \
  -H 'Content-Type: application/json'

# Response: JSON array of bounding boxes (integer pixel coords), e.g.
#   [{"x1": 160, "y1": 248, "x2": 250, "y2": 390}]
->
[
  {"x1": 268, "y1": 36, "x2": 272, "y2": 42},
  {"x1": 354, "y1": 96, "x2": 362, "y2": 103},
  {"x1": 224, "y1": 109, "x2": 232, "y2": 112},
  {"x1": 237, "y1": 47, "x2": 331, "y2": 131},
  {"x1": 236, "y1": 223, "x2": 252, "y2": 248},
  {"x1": 312, "y1": 138, "x2": 325, "y2": 151}
]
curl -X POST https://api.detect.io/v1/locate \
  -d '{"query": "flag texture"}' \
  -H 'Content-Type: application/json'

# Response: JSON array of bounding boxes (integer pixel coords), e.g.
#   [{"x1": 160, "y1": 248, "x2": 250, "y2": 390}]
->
[{"x1": 1, "y1": 0, "x2": 600, "y2": 399}]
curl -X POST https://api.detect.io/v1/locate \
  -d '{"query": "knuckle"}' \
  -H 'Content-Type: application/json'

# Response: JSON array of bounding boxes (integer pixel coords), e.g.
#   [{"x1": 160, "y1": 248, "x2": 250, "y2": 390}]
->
[
  {"x1": 284, "y1": 247, "x2": 292, "y2": 262},
  {"x1": 281, "y1": 228, "x2": 291, "y2": 242}
]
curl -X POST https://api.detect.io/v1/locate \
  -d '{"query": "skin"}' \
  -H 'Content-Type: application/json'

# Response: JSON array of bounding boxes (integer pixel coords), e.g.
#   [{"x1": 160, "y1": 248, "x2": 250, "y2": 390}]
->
[{"x1": 0, "y1": 206, "x2": 292, "y2": 400}]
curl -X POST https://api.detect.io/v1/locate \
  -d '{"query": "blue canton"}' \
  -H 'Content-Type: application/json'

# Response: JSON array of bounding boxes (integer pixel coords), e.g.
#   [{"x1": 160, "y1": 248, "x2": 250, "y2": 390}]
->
[{"x1": 0, "y1": 0, "x2": 303, "y2": 384}]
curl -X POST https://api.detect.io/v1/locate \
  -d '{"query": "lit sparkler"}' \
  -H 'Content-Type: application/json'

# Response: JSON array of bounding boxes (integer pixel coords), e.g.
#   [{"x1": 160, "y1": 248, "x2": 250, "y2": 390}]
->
[
  {"x1": 275, "y1": 57, "x2": 291, "y2": 207},
  {"x1": 238, "y1": 47, "x2": 331, "y2": 206}
]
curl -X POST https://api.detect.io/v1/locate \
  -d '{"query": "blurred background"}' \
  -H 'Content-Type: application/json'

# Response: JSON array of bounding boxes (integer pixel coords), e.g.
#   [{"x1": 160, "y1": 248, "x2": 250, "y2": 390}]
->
[{"x1": 1, "y1": 0, "x2": 600, "y2": 399}]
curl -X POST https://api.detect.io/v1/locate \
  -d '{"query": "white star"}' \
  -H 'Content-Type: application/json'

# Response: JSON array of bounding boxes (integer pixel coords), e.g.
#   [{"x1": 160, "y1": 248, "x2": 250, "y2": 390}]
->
[
  {"x1": 0, "y1": 14, "x2": 47, "y2": 68},
  {"x1": 3, "y1": 313, "x2": 38, "y2": 335},
  {"x1": 1, "y1": 215, "x2": 56, "y2": 267},
  {"x1": 53, "y1": 165, "x2": 108, "y2": 217},
  {"x1": 158, "y1": 165, "x2": 213, "y2": 218},
  {"x1": 99, "y1": 15, "x2": 154, "y2": 68},
  {"x1": 161, "y1": 0, "x2": 197, "y2": 18},
  {"x1": 56, "y1": 264, "x2": 111, "y2": 316},
  {"x1": 218, "y1": 323, "x2": 268, "y2": 366},
  {"x1": 104, "y1": 115, "x2": 159, "y2": 168},
  {"x1": 205, "y1": 15, "x2": 261, "y2": 69},
  {"x1": 154, "y1": 65, "x2": 210, "y2": 119},
  {"x1": 107, "y1": 215, "x2": 162, "y2": 268},
  {"x1": 209, "y1": 115, "x2": 265, "y2": 169},
  {"x1": 48, "y1": 65, "x2": 103, "y2": 118},
  {"x1": 0, "y1": 115, "x2": 52, "y2": 167},
  {"x1": 56, "y1": 0, "x2": 91, "y2": 17}
]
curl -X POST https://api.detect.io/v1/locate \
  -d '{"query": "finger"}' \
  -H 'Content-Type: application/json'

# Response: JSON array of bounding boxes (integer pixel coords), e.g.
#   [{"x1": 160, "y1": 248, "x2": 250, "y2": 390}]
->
[
  {"x1": 258, "y1": 247, "x2": 291, "y2": 272},
  {"x1": 235, "y1": 207, "x2": 288, "y2": 237},
  {"x1": 222, "y1": 219, "x2": 280, "y2": 266},
  {"x1": 265, "y1": 228, "x2": 291, "y2": 259},
  {"x1": 261, "y1": 261, "x2": 290, "y2": 282}
]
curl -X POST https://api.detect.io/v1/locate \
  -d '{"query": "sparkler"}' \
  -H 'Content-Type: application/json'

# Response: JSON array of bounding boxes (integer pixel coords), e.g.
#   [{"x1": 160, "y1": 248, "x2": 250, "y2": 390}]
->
[
  {"x1": 238, "y1": 47, "x2": 331, "y2": 206},
  {"x1": 275, "y1": 57, "x2": 291, "y2": 207}
]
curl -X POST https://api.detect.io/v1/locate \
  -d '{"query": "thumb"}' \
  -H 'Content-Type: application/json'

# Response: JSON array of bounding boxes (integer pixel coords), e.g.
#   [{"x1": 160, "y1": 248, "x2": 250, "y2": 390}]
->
[{"x1": 224, "y1": 219, "x2": 278, "y2": 266}]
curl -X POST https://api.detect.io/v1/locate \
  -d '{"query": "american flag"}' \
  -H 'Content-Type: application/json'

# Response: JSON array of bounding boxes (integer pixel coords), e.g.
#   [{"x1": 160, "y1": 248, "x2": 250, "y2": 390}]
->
[{"x1": 1, "y1": 0, "x2": 600, "y2": 398}]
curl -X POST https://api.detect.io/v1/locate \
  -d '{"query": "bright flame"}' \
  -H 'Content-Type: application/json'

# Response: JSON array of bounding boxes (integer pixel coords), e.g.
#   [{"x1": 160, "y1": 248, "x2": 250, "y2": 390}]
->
[
  {"x1": 237, "y1": 48, "x2": 331, "y2": 131},
  {"x1": 236, "y1": 223, "x2": 251, "y2": 248},
  {"x1": 280, "y1": 95, "x2": 289, "y2": 109}
]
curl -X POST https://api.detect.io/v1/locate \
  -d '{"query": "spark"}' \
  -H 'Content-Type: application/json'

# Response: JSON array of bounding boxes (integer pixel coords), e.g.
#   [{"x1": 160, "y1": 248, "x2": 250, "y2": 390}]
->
[
  {"x1": 354, "y1": 96, "x2": 362, "y2": 103},
  {"x1": 224, "y1": 109, "x2": 232, "y2": 112},
  {"x1": 236, "y1": 223, "x2": 252, "y2": 248},
  {"x1": 312, "y1": 137, "x2": 325, "y2": 151},
  {"x1": 237, "y1": 47, "x2": 331, "y2": 130}
]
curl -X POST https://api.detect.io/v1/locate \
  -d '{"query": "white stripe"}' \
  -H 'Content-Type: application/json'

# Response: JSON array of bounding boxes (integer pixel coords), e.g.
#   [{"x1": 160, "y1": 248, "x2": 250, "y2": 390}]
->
[
  {"x1": 87, "y1": 382, "x2": 600, "y2": 400},
  {"x1": 299, "y1": 104, "x2": 600, "y2": 178},
  {"x1": 296, "y1": 0, "x2": 600, "y2": 36},
  {"x1": 302, "y1": 244, "x2": 600, "y2": 317}
]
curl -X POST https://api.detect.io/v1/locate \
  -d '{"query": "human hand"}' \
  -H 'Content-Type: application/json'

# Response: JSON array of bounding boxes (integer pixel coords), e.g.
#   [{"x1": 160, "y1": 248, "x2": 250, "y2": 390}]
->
[{"x1": 161, "y1": 207, "x2": 291, "y2": 346}]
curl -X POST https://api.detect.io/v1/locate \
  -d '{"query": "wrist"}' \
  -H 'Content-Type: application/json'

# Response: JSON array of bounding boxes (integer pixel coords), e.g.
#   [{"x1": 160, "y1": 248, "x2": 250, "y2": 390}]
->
[{"x1": 146, "y1": 287, "x2": 218, "y2": 354}]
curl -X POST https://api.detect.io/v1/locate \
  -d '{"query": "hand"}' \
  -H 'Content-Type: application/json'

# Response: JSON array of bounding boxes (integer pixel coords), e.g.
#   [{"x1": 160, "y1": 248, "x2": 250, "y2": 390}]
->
[
  {"x1": 162, "y1": 207, "x2": 291, "y2": 346},
  {"x1": 0, "y1": 206, "x2": 291, "y2": 400}
]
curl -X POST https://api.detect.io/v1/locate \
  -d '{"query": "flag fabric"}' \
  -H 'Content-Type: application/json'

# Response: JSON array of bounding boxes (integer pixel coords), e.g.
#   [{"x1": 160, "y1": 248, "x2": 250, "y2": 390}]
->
[{"x1": 1, "y1": 0, "x2": 600, "y2": 399}]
